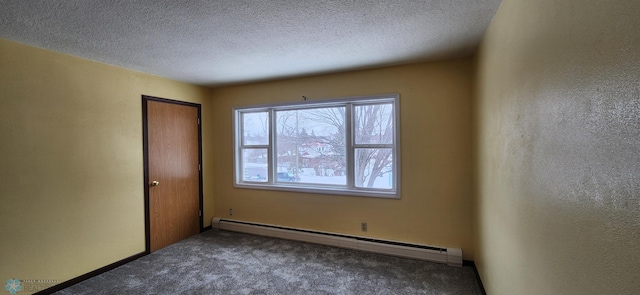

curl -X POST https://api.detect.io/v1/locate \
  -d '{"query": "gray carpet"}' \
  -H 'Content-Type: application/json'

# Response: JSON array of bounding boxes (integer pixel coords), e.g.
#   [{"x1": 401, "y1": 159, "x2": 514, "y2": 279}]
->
[{"x1": 54, "y1": 230, "x2": 483, "y2": 294}]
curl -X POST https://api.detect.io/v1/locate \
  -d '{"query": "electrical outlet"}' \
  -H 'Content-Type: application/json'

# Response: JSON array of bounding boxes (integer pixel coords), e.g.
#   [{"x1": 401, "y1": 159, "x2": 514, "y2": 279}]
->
[
  {"x1": 361, "y1": 222, "x2": 367, "y2": 232},
  {"x1": 229, "y1": 209, "x2": 233, "y2": 216}
]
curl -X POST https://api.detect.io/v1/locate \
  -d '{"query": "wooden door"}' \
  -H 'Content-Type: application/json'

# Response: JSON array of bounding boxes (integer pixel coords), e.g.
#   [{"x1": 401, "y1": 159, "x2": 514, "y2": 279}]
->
[{"x1": 143, "y1": 96, "x2": 202, "y2": 252}]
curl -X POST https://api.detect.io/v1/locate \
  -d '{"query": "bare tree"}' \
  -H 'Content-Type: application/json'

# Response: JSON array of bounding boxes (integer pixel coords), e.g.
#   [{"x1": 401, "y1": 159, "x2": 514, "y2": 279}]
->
[
  {"x1": 307, "y1": 104, "x2": 393, "y2": 188},
  {"x1": 242, "y1": 112, "x2": 269, "y2": 144},
  {"x1": 353, "y1": 104, "x2": 393, "y2": 187},
  {"x1": 305, "y1": 107, "x2": 347, "y2": 172},
  {"x1": 275, "y1": 110, "x2": 302, "y2": 174}
]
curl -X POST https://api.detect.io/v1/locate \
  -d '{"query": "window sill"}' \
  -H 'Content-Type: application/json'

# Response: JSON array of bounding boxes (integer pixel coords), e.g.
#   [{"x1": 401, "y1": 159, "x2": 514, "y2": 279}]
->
[{"x1": 234, "y1": 182, "x2": 400, "y2": 199}]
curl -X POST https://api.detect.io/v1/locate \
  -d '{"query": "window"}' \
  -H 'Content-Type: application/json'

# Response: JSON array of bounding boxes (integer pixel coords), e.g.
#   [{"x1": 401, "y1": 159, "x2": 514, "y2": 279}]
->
[{"x1": 234, "y1": 94, "x2": 400, "y2": 198}]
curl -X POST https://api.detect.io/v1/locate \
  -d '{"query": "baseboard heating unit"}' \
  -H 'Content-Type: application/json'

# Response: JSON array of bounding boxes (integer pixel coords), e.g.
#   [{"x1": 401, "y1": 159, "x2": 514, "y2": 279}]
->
[{"x1": 211, "y1": 217, "x2": 462, "y2": 267}]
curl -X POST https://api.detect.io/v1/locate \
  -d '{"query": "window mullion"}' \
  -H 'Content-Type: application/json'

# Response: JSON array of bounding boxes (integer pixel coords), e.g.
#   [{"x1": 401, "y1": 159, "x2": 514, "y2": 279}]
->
[
  {"x1": 345, "y1": 103, "x2": 354, "y2": 190},
  {"x1": 268, "y1": 109, "x2": 275, "y2": 184},
  {"x1": 352, "y1": 144, "x2": 394, "y2": 149},
  {"x1": 393, "y1": 98, "x2": 400, "y2": 194},
  {"x1": 236, "y1": 111, "x2": 242, "y2": 184}
]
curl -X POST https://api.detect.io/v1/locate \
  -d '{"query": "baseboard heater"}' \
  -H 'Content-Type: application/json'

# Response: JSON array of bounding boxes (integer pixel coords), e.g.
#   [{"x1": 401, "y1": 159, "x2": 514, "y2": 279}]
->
[{"x1": 211, "y1": 217, "x2": 462, "y2": 267}]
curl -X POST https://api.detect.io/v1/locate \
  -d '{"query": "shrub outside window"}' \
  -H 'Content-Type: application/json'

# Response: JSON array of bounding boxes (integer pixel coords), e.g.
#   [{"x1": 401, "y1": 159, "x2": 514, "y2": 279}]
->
[{"x1": 234, "y1": 94, "x2": 400, "y2": 198}]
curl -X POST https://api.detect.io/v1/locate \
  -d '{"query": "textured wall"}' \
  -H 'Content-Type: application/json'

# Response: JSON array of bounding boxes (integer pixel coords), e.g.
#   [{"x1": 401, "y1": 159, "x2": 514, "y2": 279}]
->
[
  {"x1": 211, "y1": 60, "x2": 475, "y2": 259},
  {"x1": 0, "y1": 38, "x2": 213, "y2": 292},
  {"x1": 474, "y1": 0, "x2": 640, "y2": 294}
]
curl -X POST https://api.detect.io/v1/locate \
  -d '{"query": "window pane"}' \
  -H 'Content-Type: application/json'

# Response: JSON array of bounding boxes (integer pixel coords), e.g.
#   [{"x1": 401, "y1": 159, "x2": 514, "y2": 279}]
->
[
  {"x1": 275, "y1": 107, "x2": 346, "y2": 186},
  {"x1": 354, "y1": 148, "x2": 393, "y2": 189},
  {"x1": 242, "y1": 112, "x2": 269, "y2": 145},
  {"x1": 355, "y1": 104, "x2": 393, "y2": 145},
  {"x1": 241, "y1": 148, "x2": 268, "y2": 182}
]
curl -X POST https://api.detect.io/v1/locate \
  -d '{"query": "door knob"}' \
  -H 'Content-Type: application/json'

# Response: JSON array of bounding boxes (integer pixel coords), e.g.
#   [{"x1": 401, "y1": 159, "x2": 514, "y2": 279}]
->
[{"x1": 151, "y1": 181, "x2": 160, "y2": 186}]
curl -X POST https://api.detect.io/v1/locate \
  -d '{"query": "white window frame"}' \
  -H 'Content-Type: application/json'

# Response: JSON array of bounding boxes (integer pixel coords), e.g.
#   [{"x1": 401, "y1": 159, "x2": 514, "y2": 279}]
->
[{"x1": 233, "y1": 94, "x2": 400, "y2": 198}]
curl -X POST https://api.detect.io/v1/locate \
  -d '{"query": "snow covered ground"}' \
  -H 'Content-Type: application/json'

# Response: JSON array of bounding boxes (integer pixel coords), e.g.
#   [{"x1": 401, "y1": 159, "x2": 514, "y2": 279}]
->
[
  {"x1": 244, "y1": 164, "x2": 393, "y2": 189},
  {"x1": 297, "y1": 174, "x2": 392, "y2": 189}
]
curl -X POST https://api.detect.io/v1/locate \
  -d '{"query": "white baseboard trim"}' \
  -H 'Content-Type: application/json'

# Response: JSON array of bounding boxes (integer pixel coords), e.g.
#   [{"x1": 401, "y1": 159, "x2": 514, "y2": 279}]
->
[{"x1": 212, "y1": 217, "x2": 463, "y2": 267}]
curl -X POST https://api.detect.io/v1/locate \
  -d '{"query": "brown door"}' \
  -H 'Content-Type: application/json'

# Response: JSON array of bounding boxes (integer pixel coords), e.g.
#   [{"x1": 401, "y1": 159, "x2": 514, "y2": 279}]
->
[{"x1": 143, "y1": 96, "x2": 201, "y2": 252}]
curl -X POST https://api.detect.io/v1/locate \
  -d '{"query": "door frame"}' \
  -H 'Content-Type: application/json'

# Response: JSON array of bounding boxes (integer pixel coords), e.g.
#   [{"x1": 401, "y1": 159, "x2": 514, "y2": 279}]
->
[{"x1": 142, "y1": 95, "x2": 204, "y2": 254}]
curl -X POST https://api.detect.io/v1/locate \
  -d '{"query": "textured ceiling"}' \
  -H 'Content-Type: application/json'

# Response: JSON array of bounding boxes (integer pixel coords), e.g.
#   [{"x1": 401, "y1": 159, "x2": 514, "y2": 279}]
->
[{"x1": 0, "y1": 0, "x2": 502, "y2": 86}]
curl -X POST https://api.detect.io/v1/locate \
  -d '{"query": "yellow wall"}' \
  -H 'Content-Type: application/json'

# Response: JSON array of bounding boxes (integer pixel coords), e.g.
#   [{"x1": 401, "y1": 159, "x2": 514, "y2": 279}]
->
[
  {"x1": 10, "y1": 1, "x2": 639, "y2": 290},
  {"x1": 474, "y1": 0, "x2": 640, "y2": 294},
  {"x1": 211, "y1": 59, "x2": 475, "y2": 259},
  {"x1": 0, "y1": 38, "x2": 214, "y2": 291}
]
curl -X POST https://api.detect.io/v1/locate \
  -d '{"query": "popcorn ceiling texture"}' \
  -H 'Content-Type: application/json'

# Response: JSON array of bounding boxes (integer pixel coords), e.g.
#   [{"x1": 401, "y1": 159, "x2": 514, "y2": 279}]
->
[{"x1": 0, "y1": 0, "x2": 501, "y2": 86}]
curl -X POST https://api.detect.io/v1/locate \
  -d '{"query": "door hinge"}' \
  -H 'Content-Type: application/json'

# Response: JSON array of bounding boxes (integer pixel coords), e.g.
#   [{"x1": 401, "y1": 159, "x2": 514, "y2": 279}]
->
[
  {"x1": 197, "y1": 118, "x2": 200, "y2": 125},
  {"x1": 199, "y1": 210, "x2": 202, "y2": 217},
  {"x1": 198, "y1": 164, "x2": 201, "y2": 171}
]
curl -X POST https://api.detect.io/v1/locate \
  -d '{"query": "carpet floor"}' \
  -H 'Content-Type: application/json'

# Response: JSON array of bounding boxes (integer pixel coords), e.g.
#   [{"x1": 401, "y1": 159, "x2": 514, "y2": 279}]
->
[{"x1": 54, "y1": 230, "x2": 483, "y2": 294}]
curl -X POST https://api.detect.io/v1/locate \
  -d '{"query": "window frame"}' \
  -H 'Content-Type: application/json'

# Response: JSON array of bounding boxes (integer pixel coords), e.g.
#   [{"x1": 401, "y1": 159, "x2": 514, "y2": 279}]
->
[{"x1": 233, "y1": 94, "x2": 400, "y2": 199}]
